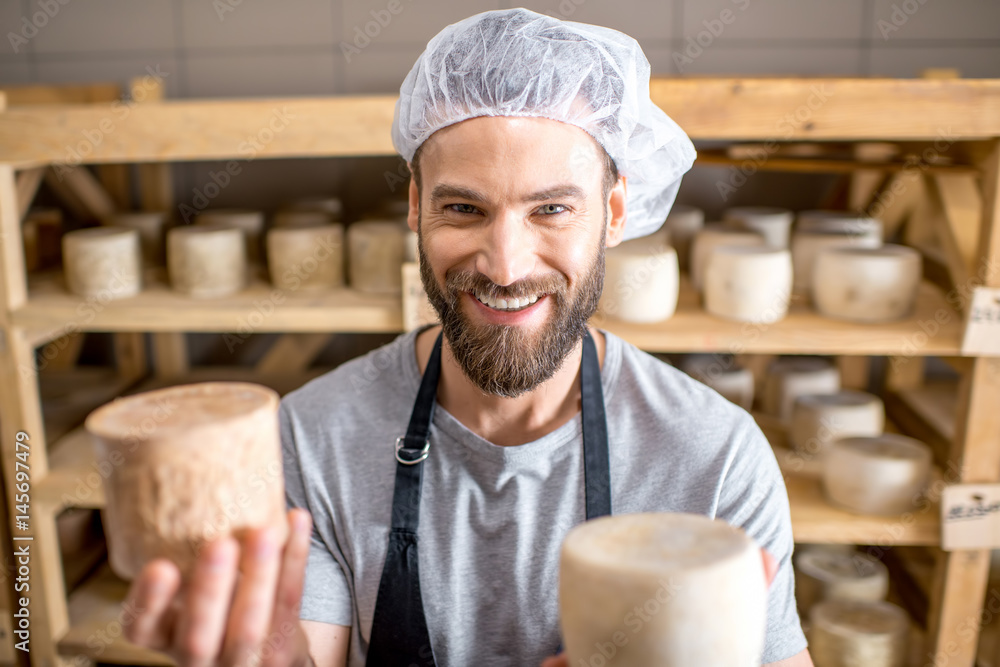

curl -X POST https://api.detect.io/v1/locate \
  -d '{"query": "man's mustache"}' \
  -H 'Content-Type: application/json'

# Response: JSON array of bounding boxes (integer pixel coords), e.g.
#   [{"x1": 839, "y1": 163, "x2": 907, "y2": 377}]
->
[{"x1": 443, "y1": 270, "x2": 568, "y2": 303}]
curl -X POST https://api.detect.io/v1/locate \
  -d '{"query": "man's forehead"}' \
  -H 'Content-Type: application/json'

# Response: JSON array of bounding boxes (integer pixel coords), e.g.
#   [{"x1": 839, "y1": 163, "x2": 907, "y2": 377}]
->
[{"x1": 416, "y1": 115, "x2": 605, "y2": 169}]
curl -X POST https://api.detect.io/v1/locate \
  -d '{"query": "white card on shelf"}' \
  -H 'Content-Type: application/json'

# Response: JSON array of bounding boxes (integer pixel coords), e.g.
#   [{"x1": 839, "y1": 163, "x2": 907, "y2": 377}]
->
[
  {"x1": 402, "y1": 262, "x2": 439, "y2": 332},
  {"x1": 941, "y1": 483, "x2": 1000, "y2": 550},
  {"x1": 960, "y1": 287, "x2": 1000, "y2": 356}
]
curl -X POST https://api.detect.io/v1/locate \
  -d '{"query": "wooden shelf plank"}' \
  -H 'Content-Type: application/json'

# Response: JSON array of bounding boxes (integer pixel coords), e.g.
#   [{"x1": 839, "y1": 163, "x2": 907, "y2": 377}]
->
[
  {"x1": 15, "y1": 269, "x2": 402, "y2": 334},
  {"x1": 598, "y1": 278, "x2": 964, "y2": 356},
  {"x1": 59, "y1": 563, "x2": 174, "y2": 666},
  {"x1": 896, "y1": 381, "x2": 958, "y2": 442},
  {"x1": 2, "y1": 79, "x2": 1000, "y2": 167},
  {"x1": 35, "y1": 368, "x2": 332, "y2": 511},
  {"x1": 18, "y1": 269, "x2": 964, "y2": 355}
]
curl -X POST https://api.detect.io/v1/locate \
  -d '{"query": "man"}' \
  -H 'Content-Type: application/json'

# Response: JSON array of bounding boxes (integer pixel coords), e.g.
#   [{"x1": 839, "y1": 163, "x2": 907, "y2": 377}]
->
[{"x1": 125, "y1": 9, "x2": 813, "y2": 666}]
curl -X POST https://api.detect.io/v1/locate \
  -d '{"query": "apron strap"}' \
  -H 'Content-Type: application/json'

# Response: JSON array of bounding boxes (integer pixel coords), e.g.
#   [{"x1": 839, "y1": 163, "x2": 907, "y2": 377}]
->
[
  {"x1": 390, "y1": 331, "x2": 443, "y2": 533},
  {"x1": 581, "y1": 331, "x2": 612, "y2": 519}
]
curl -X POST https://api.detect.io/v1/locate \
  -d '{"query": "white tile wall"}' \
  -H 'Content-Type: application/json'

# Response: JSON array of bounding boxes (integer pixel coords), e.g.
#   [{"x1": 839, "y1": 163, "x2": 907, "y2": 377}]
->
[
  {"x1": 511, "y1": 0, "x2": 675, "y2": 43},
  {"x1": 341, "y1": 45, "x2": 421, "y2": 93},
  {"x1": 341, "y1": 0, "x2": 502, "y2": 46},
  {"x1": 31, "y1": 0, "x2": 176, "y2": 54},
  {"x1": 1, "y1": 1, "x2": 32, "y2": 58},
  {"x1": 674, "y1": 46, "x2": 863, "y2": 76},
  {"x1": 180, "y1": 0, "x2": 337, "y2": 50},
  {"x1": 683, "y1": 0, "x2": 866, "y2": 42},
  {"x1": 0, "y1": 61, "x2": 32, "y2": 85},
  {"x1": 870, "y1": 0, "x2": 1000, "y2": 41},
  {"x1": 34, "y1": 56, "x2": 182, "y2": 96},
  {"x1": 183, "y1": 51, "x2": 337, "y2": 98}
]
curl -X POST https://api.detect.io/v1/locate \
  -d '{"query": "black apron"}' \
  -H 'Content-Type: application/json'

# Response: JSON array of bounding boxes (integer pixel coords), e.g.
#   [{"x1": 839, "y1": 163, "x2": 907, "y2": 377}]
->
[{"x1": 366, "y1": 330, "x2": 612, "y2": 666}]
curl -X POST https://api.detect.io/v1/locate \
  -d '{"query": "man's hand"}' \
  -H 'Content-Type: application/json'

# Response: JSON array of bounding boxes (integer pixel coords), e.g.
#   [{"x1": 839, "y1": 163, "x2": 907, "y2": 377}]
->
[
  {"x1": 123, "y1": 508, "x2": 315, "y2": 667},
  {"x1": 540, "y1": 548, "x2": 784, "y2": 667}
]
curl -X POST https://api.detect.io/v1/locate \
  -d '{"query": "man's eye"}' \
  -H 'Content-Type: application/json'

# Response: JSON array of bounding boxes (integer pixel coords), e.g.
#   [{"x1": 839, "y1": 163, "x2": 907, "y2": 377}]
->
[
  {"x1": 539, "y1": 204, "x2": 567, "y2": 215},
  {"x1": 447, "y1": 203, "x2": 479, "y2": 214}
]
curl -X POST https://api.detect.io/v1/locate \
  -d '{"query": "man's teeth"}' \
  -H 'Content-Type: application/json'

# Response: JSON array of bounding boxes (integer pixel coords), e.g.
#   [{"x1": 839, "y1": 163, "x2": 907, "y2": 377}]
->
[{"x1": 473, "y1": 291, "x2": 540, "y2": 311}]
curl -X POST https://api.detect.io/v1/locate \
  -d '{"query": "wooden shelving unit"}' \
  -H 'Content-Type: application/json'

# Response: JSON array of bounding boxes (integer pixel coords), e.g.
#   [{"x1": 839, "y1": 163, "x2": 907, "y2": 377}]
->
[{"x1": 0, "y1": 77, "x2": 998, "y2": 667}]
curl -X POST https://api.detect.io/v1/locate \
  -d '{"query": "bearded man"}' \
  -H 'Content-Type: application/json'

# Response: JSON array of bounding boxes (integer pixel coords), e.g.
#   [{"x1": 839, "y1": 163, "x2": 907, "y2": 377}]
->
[{"x1": 124, "y1": 8, "x2": 813, "y2": 667}]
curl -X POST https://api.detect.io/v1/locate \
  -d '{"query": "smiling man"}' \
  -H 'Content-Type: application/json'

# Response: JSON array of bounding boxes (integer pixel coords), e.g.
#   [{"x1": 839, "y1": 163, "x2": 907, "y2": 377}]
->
[{"x1": 124, "y1": 8, "x2": 813, "y2": 667}]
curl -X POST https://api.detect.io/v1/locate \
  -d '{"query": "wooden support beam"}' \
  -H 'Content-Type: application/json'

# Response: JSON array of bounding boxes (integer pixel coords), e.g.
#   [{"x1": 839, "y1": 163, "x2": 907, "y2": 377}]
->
[
  {"x1": 256, "y1": 333, "x2": 331, "y2": 374},
  {"x1": 836, "y1": 355, "x2": 871, "y2": 390},
  {"x1": 885, "y1": 356, "x2": 926, "y2": 393},
  {"x1": 849, "y1": 142, "x2": 897, "y2": 213},
  {"x1": 43, "y1": 165, "x2": 116, "y2": 221},
  {"x1": 934, "y1": 173, "x2": 981, "y2": 278},
  {"x1": 96, "y1": 164, "x2": 132, "y2": 210},
  {"x1": 927, "y1": 139, "x2": 1000, "y2": 666},
  {"x1": 873, "y1": 169, "x2": 925, "y2": 240},
  {"x1": 113, "y1": 331, "x2": 147, "y2": 381},
  {"x1": 0, "y1": 165, "x2": 27, "y2": 316},
  {"x1": 15, "y1": 166, "x2": 44, "y2": 220},
  {"x1": 41, "y1": 332, "x2": 86, "y2": 372},
  {"x1": 911, "y1": 182, "x2": 970, "y2": 298},
  {"x1": 151, "y1": 331, "x2": 188, "y2": 378}
]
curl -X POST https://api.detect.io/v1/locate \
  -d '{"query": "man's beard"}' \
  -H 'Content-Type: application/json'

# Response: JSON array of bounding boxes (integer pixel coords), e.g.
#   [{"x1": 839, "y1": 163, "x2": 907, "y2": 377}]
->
[{"x1": 419, "y1": 222, "x2": 606, "y2": 398}]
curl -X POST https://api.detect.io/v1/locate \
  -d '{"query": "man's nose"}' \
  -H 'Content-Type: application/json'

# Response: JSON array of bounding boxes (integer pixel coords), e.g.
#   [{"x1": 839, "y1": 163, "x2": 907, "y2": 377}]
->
[{"x1": 476, "y1": 210, "x2": 536, "y2": 287}]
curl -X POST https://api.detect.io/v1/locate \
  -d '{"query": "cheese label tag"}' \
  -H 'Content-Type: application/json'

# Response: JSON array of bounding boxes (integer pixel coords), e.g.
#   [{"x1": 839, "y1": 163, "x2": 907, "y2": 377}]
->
[
  {"x1": 941, "y1": 484, "x2": 1000, "y2": 550},
  {"x1": 960, "y1": 287, "x2": 1000, "y2": 356},
  {"x1": 402, "y1": 262, "x2": 438, "y2": 332}
]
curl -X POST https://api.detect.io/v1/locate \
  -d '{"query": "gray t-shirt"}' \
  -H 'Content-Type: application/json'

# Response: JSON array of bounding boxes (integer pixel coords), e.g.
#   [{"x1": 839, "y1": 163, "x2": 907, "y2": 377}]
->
[{"x1": 280, "y1": 327, "x2": 808, "y2": 666}]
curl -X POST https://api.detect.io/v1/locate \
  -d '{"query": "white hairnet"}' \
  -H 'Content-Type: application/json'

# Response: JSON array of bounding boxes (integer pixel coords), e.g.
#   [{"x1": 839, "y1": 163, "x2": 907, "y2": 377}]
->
[{"x1": 392, "y1": 8, "x2": 697, "y2": 240}]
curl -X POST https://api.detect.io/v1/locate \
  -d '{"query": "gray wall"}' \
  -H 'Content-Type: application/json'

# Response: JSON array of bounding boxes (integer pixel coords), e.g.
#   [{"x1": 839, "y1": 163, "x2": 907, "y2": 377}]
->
[{"x1": 3, "y1": 0, "x2": 1000, "y2": 217}]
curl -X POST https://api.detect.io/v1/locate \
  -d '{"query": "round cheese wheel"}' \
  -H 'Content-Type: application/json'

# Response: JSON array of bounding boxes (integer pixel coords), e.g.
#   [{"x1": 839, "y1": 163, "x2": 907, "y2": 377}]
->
[
  {"x1": 85, "y1": 382, "x2": 287, "y2": 580},
  {"x1": 560, "y1": 513, "x2": 767, "y2": 667},
  {"x1": 102, "y1": 211, "x2": 169, "y2": 265},
  {"x1": 267, "y1": 224, "x2": 344, "y2": 290},
  {"x1": 690, "y1": 224, "x2": 765, "y2": 292},
  {"x1": 823, "y1": 434, "x2": 932, "y2": 516},
  {"x1": 704, "y1": 246, "x2": 792, "y2": 323},
  {"x1": 791, "y1": 231, "x2": 881, "y2": 300},
  {"x1": 348, "y1": 220, "x2": 408, "y2": 294},
  {"x1": 680, "y1": 354, "x2": 755, "y2": 410},
  {"x1": 813, "y1": 245, "x2": 922, "y2": 323},
  {"x1": 62, "y1": 227, "x2": 142, "y2": 300},
  {"x1": 285, "y1": 196, "x2": 343, "y2": 220},
  {"x1": 600, "y1": 237, "x2": 678, "y2": 323},
  {"x1": 789, "y1": 391, "x2": 885, "y2": 462},
  {"x1": 195, "y1": 209, "x2": 265, "y2": 263},
  {"x1": 723, "y1": 206, "x2": 794, "y2": 248},
  {"x1": 272, "y1": 210, "x2": 335, "y2": 229},
  {"x1": 809, "y1": 599, "x2": 908, "y2": 667},
  {"x1": 796, "y1": 210, "x2": 883, "y2": 240},
  {"x1": 662, "y1": 205, "x2": 704, "y2": 271},
  {"x1": 762, "y1": 357, "x2": 841, "y2": 424},
  {"x1": 167, "y1": 225, "x2": 247, "y2": 298},
  {"x1": 794, "y1": 549, "x2": 889, "y2": 616}
]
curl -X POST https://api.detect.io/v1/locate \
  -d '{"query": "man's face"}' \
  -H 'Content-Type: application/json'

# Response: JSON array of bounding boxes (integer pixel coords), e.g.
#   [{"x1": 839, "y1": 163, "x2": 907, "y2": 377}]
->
[{"x1": 408, "y1": 116, "x2": 625, "y2": 397}]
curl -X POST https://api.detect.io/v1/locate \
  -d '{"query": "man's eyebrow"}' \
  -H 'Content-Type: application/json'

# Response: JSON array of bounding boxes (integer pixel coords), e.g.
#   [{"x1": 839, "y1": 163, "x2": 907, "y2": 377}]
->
[{"x1": 429, "y1": 183, "x2": 587, "y2": 205}]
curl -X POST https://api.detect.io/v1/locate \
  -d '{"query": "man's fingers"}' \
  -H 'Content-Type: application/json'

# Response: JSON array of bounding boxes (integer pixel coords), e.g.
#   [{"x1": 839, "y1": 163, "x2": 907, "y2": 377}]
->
[
  {"x1": 761, "y1": 548, "x2": 778, "y2": 588},
  {"x1": 273, "y1": 509, "x2": 313, "y2": 627},
  {"x1": 220, "y1": 526, "x2": 284, "y2": 666},
  {"x1": 172, "y1": 538, "x2": 240, "y2": 667},
  {"x1": 123, "y1": 559, "x2": 182, "y2": 649}
]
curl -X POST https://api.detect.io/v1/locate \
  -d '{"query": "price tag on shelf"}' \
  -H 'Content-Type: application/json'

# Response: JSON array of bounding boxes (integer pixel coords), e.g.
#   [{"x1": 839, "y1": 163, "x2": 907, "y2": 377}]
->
[
  {"x1": 402, "y1": 262, "x2": 439, "y2": 332},
  {"x1": 960, "y1": 287, "x2": 1000, "y2": 356},
  {"x1": 941, "y1": 484, "x2": 1000, "y2": 550}
]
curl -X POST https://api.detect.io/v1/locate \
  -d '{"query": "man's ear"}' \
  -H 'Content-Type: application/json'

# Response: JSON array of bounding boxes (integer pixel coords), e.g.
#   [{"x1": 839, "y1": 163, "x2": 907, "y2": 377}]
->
[
  {"x1": 606, "y1": 175, "x2": 627, "y2": 248},
  {"x1": 407, "y1": 169, "x2": 419, "y2": 233}
]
